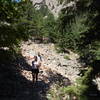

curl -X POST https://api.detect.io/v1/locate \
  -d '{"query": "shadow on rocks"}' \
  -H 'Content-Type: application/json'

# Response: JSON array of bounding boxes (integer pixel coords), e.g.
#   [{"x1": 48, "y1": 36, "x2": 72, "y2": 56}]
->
[
  {"x1": 0, "y1": 49, "x2": 49, "y2": 100},
  {"x1": 47, "y1": 70, "x2": 71, "y2": 87}
]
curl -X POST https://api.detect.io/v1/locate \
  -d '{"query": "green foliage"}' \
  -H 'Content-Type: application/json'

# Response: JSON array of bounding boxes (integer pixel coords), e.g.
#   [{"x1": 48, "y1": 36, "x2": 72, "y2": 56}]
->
[
  {"x1": 61, "y1": 67, "x2": 93, "y2": 100},
  {"x1": 0, "y1": 0, "x2": 57, "y2": 52},
  {"x1": 47, "y1": 84, "x2": 63, "y2": 100},
  {"x1": 56, "y1": 0, "x2": 100, "y2": 64},
  {"x1": 0, "y1": 0, "x2": 33, "y2": 48},
  {"x1": 57, "y1": 0, "x2": 72, "y2": 4},
  {"x1": 47, "y1": 68, "x2": 93, "y2": 100},
  {"x1": 42, "y1": 14, "x2": 57, "y2": 42},
  {"x1": 64, "y1": 55, "x2": 70, "y2": 60}
]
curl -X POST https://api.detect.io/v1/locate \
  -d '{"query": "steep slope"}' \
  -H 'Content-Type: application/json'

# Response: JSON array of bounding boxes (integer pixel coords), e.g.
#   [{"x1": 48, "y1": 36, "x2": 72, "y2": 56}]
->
[{"x1": 31, "y1": 0, "x2": 76, "y2": 17}]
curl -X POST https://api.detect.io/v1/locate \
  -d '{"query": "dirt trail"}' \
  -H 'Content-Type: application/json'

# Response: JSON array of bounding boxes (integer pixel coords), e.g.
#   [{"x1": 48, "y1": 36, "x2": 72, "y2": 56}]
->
[
  {"x1": 16, "y1": 40, "x2": 82, "y2": 99},
  {"x1": 21, "y1": 40, "x2": 81, "y2": 82}
]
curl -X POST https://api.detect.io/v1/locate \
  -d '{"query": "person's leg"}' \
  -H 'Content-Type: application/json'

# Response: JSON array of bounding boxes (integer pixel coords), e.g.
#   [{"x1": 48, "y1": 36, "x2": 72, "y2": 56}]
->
[
  {"x1": 36, "y1": 73, "x2": 38, "y2": 82},
  {"x1": 36, "y1": 69, "x2": 39, "y2": 82},
  {"x1": 32, "y1": 72, "x2": 35, "y2": 83}
]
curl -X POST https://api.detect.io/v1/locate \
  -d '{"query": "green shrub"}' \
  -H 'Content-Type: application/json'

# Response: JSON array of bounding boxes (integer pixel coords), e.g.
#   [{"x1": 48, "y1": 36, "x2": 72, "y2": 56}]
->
[
  {"x1": 64, "y1": 55, "x2": 70, "y2": 60},
  {"x1": 61, "y1": 67, "x2": 93, "y2": 100}
]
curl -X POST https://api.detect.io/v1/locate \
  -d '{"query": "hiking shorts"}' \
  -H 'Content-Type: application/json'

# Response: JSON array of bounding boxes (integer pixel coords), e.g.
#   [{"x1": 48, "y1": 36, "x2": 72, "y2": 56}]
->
[{"x1": 32, "y1": 69, "x2": 39, "y2": 74}]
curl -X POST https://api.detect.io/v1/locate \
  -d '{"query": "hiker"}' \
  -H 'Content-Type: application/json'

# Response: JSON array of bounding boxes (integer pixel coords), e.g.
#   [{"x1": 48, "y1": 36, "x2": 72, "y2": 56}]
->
[
  {"x1": 37, "y1": 52, "x2": 42, "y2": 62},
  {"x1": 32, "y1": 53, "x2": 42, "y2": 83}
]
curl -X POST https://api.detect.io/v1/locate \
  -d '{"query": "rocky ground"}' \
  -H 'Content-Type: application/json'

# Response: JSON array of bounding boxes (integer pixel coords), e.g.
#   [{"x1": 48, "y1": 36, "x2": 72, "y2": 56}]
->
[
  {"x1": 14, "y1": 40, "x2": 83, "y2": 99},
  {"x1": 20, "y1": 40, "x2": 82, "y2": 84},
  {"x1": 1, "y1": 40, "x2": 100, "y2": 100},
  {"x1": 0, "y1": 39, "x2": 83, "y2": 100}
]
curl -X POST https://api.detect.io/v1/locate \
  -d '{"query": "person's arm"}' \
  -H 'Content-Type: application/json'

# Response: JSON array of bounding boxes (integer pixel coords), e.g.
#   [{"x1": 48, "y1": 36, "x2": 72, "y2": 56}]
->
[
  {"x1": 38, "y1": 52, "x2": 42, "y2": 61},
  {"x1": 36, "y1": 60, "x2": 41, "y2": 69}
]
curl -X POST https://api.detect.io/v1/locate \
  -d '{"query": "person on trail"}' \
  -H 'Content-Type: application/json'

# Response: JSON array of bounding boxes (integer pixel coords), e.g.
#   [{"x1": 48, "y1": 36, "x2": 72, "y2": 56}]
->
[
  {"x1": 37, "y1": 52, "x2": 42, "y2": 62},
  {"x1": 31, "y1": 53, "x2": 42, "y2": 83}
]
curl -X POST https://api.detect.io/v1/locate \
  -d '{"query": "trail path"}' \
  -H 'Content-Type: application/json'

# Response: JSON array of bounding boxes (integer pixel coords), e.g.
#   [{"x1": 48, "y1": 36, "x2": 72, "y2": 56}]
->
[{"x1": 17, "y1": 40, "x2": 82, "y2": 100}]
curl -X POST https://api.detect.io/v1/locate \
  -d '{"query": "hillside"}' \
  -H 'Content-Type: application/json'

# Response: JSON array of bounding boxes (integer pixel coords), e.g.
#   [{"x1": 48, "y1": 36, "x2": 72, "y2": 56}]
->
[{"x1": 31, "y1": 0, "x2": 76, "y2": 17}]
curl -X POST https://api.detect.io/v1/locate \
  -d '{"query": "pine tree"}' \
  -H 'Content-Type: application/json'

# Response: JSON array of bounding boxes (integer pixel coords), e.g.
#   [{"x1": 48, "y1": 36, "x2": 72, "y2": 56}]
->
[{"x1": 56, "y1": 0, "x2": 100, "y2": 64}]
